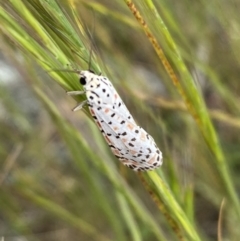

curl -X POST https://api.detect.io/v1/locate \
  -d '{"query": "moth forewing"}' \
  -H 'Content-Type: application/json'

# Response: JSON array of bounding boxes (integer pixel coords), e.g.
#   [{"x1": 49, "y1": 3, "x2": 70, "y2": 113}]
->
[{"x1": 68, "y1": 70, "x2": 163, "y2": 171}]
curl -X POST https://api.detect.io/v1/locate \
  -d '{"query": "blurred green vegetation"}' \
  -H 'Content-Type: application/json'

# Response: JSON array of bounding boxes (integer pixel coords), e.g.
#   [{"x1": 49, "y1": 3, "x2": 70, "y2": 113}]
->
[{"x1": 0, "y1": 0, "x2": 240, "y2": 240}]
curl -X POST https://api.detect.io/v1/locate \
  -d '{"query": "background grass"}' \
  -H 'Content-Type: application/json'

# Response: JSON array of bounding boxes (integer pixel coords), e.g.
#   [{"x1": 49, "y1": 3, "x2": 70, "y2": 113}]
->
[{"x1": 1, "y1": 0, "x2": 240, "y2": 240}]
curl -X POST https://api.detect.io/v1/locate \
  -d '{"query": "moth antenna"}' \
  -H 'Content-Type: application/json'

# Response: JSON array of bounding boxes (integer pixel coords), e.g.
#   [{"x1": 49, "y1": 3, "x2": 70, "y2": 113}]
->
[{"x1": 87, "y1": 10, "x2": 96, "y2": 71}]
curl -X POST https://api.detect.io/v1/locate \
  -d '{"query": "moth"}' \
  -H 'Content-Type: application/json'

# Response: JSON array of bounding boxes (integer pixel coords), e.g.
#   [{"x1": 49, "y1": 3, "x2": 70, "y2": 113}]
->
[{"x1": 67, "y1": 70, "x2": 162, "y2": 171}]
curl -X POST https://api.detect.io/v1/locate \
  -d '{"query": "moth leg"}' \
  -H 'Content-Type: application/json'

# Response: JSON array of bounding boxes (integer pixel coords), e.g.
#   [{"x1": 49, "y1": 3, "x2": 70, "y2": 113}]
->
[
  {"x1": 67, "y1": 90, "x2": 85, "y2": 96},
  {"x1": 72, "y1": 100, "x2": 88, "y2": 111}
]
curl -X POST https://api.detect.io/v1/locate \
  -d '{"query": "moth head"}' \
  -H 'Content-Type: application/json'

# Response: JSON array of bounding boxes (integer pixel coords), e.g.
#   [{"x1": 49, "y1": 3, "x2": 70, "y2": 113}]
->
[{"x1": 79, "y1": 70, "x2": 95, "y2": 86}]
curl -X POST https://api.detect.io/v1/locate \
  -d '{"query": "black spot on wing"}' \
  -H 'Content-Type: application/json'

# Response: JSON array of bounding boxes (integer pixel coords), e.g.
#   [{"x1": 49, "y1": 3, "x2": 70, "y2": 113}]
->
[{"x1": 91, "y1": 91, "x2": 99, "y2": 99}]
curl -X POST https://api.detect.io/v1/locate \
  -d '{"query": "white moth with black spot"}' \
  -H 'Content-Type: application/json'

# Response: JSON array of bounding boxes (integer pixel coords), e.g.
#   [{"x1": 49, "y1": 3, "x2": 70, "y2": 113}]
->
[{"x1": 67, "y1": 70, "x2": 162, "y2": 171}]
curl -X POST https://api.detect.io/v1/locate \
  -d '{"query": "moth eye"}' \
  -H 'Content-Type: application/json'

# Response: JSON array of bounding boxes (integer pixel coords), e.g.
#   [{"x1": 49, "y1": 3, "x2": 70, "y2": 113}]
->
[{"x1": 80, "y1": 76, "x2": 86, "y2": 85}]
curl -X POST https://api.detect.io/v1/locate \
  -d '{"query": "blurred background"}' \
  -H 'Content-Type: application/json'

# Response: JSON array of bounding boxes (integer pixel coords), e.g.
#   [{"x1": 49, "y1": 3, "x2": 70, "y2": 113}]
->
[{"x1": 0, "y1": 0, "x2": 240, "y2": 240}]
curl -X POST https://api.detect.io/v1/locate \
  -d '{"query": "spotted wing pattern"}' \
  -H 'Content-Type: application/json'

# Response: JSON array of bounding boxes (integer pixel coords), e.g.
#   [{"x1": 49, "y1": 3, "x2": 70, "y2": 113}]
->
[
  {"x1": 70, "y1": 70, "x2": 163, "y2": 171},
  {"x1": 89, "y1": 104, "x2": 162, "y2": 171}
]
